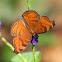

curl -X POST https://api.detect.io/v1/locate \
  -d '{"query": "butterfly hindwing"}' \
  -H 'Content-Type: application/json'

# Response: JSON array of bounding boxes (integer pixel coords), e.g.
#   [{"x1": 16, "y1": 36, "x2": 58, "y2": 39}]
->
[
  {"x1": 12, "y1": 34, "x2": 32, "y2": 54},
  {"x1": 35, "y1": 16, "x2": 55, "y2": 34}
]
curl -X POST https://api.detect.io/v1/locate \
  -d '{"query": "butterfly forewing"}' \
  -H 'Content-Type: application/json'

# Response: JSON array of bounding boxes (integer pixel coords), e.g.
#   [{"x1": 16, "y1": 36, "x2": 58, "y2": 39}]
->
[
  {"x1": 11, "y1": 19, "x2": 30, "y2": 36},
  {"x1": 22, "y1": 10, "x2": 40, "y2": 30}
]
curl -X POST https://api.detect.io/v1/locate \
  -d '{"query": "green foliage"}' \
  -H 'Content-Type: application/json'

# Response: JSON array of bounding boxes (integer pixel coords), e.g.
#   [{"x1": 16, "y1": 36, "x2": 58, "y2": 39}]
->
[
  {"x1": 38, "y1": 32, "x2": 54, "y2": 46},
  {"x1": 1, "y1": 45, "x2": 14, "y2": 62},
  {"x1": 11, "y1": 51, "x2": 41, "y2": 62}
]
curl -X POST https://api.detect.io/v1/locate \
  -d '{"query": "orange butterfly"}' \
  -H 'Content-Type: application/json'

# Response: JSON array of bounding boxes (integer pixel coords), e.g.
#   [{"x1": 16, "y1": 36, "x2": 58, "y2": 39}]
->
[{"x1": 11, "y1": 10, "x2": 55, "y2": 54}]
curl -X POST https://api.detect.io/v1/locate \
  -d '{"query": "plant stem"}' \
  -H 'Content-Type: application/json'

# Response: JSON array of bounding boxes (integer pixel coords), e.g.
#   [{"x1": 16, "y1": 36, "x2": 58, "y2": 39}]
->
[
  {"x1": 32, "y1": 45, "x2": 38, "y2": 62},
  {"x1": 0, "y1": 33, "x2": 27, "y2": 62},
  {"x1": 27, "y1": 0, "x2": 31, "y2": 10},
  {"x1": 17, "y1": 53, "x2": 26, "y2": 62},
  {"x1": 27, "y1": 0, "x2": 38, "y2": 62}
]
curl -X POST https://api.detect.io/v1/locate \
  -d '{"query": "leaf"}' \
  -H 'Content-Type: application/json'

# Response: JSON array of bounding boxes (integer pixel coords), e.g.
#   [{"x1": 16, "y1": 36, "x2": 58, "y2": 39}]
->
[{"x1": 11, "y1": 51, "x2": 41, "y2": 62}]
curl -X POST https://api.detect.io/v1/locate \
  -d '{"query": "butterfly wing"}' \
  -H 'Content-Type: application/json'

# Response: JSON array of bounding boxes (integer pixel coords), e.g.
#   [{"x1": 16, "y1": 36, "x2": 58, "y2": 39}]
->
[
  {"x1": 11, "y1": 19, "x2": 30, "y2": 36},
  {"x1": 22, "y1": 10, "x2": 40, "y2": 30},
  {"x1": 35, "y1": 16, "x2": 55, "y2": 34},
  {"x1": 11, "y1": 19, "x2": 32, "y2": 54},
  {"x1": 12, "y1": 34, "x2": 32, "y2": 54}
]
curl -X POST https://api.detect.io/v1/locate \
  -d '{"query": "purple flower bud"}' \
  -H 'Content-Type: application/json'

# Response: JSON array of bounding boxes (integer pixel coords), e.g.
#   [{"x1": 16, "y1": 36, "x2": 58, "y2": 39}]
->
[
  {"x1": 0, "y1": 21, "x2": 1, "y2": 29},
  {"x1": 30, "y1": 36, "x2": 34, "y2": 43},
  {"x1": 32, "y1": 40, "x2": 37, "y2": 45},
  {"x1": 35, "y1": 39, "x2": 38, "y2": 43},
  {"x1": 30, "y1": 34, "x2": 39, "y2": 45}
]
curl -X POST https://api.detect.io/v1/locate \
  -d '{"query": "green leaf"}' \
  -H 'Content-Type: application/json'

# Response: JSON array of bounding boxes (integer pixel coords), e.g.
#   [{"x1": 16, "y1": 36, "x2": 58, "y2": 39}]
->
[{"x1": 11, "y1": 51, "x2": 41, "y2": 62}]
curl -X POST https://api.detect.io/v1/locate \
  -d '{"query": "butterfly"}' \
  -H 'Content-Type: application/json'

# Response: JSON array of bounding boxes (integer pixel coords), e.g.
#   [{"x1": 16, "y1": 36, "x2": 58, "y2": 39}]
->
[{"x1": 11, "y1": 10, "x2": 55, "y2": 54}]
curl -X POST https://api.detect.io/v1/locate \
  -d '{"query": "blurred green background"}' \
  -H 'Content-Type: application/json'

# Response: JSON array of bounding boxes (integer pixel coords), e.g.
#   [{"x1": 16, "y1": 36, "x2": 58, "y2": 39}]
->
[{"x1": 0, "y1": 0, "x2": 62, "y2": 62}]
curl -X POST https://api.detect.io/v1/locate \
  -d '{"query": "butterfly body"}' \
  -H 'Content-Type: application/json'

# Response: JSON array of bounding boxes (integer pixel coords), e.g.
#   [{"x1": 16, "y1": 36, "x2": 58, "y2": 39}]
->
[{"x1": 11, "y1": 10, "x2": 55, "y2": 54}]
